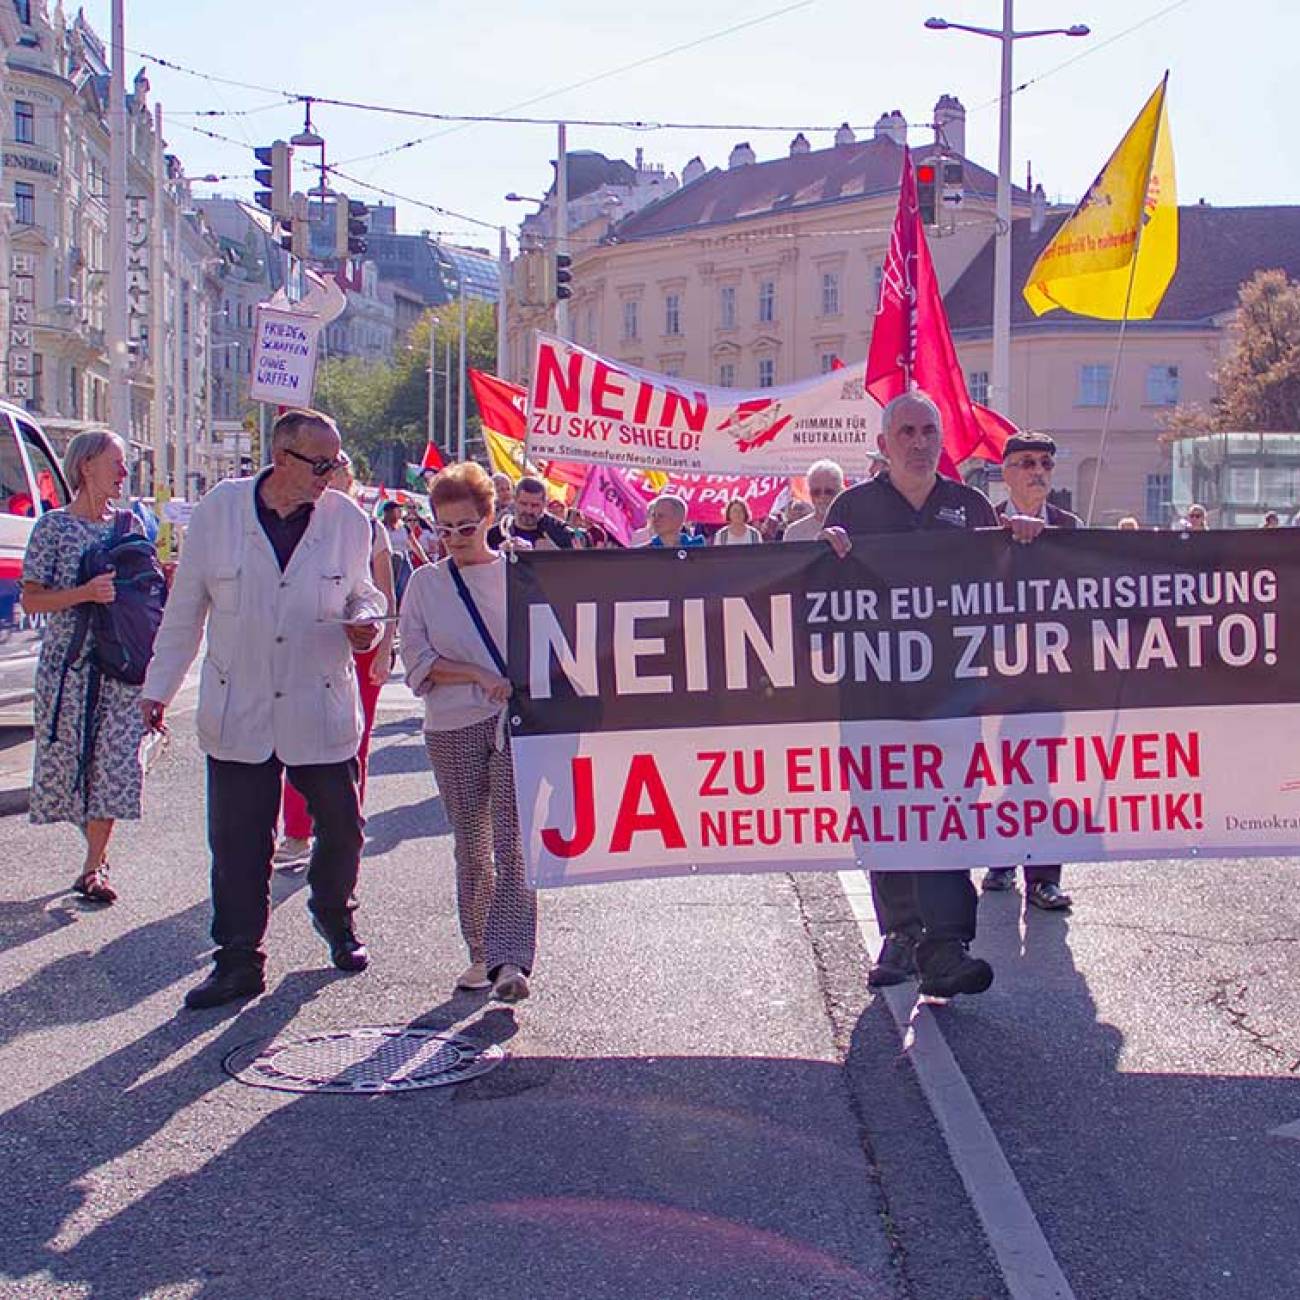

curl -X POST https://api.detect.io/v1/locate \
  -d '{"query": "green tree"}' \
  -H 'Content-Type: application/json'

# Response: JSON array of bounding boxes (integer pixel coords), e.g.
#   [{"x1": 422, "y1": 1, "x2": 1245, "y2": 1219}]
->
[
  {"x1": 314, "y1": 303, "x2": 500, "y2": 467},
  {"x1": 1163, "y1": 269, "x2": 1300, "y2": 438}
]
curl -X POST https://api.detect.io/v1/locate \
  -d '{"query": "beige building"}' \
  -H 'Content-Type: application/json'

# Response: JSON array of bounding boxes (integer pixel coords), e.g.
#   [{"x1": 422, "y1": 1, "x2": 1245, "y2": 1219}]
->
[
  {"x1": 506, "y1": 101, "x2": 1027, "y2": 387},
  {"x1": 508, "y1": 99, "x2": 1300, "y2": 527},
  {"x1": 4, "y1": 2, "x2": 222, "y2": 496}
]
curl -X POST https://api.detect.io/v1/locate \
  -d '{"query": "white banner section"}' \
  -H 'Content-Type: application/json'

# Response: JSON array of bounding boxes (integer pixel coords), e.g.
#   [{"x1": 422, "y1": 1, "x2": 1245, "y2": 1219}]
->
[
  {"x1": 249, "y1": 306, "x2": 323, "y2": 406},
  {"x1": 513, "y1": 705, "x2": 1300, "y2": 888},
  {"x1": 525, "y1": 332, "x2": 880, "y2": 477}
]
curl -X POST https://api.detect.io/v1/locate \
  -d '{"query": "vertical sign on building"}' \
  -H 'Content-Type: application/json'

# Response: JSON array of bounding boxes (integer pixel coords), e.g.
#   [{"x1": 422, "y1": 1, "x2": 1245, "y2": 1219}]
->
[
  {"x1": 9, "y1": 253, "x2": 36, "y2": 402},
  {"x1": 126, "y1": 195, "x2": 151, "y2": 353}
]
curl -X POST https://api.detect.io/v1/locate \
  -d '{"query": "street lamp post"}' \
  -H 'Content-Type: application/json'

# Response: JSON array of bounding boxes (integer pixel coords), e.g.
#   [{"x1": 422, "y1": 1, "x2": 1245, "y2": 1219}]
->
[
  {"x1": 926, "y1": 6, "x2": 1088, "y2": 418},
  {"x1": 426, "y1": 313, "x2": 439, "y2": 453}
]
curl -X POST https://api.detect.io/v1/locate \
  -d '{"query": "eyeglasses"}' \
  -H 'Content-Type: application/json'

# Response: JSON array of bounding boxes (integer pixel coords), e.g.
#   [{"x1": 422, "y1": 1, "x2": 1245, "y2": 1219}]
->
[
  {"x1": 809, "y1": 487, "x2": 841, "y2": 498},
  {"x1": 1007, "y1": 456, "x2": 1055, "y2": 471},
  {"x1": 434, "y1": 520, "x2": 482, "y2": 539},
  {"x1": 284, "y1": 448, "x2": 347, "y2": 477}
]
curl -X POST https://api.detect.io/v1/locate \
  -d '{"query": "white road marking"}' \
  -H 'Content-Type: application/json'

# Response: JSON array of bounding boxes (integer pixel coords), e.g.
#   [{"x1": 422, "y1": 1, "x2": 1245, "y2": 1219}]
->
[
  {"x1": 1269, "y1": 1119, "x2": 1300, "y2": 1141},
  {"x1": 837, "y1": 870, "x2": 1079, "y2": 1300}
]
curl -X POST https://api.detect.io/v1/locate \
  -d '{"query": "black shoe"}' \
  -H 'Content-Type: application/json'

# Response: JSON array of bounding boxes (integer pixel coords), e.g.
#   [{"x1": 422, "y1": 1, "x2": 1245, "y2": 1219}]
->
[
  {"x1": 982, "y1": 868, "x2": 1017, "y2": 893},
  {"x1": 184, "y1": 965, "x2": 265, "y2": 1010},
  {"x1": 1027, "y1": 880, "x2": 1072, "y2": 911},
  {"x1": 916, "y1": 938, "x2": 993, "y2": 1000},
  {"x1": 312, "y1": 917, "x2": 369, "y2": 972},
  {"x1": 868, "y1": 931, "x2": 918, "y2": 987}
]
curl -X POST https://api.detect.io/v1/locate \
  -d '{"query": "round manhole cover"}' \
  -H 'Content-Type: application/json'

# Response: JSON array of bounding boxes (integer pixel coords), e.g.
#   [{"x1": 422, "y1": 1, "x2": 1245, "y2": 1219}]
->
[{"x1": 224, "y1": 1026, "x2": 506, "y2": 1094}]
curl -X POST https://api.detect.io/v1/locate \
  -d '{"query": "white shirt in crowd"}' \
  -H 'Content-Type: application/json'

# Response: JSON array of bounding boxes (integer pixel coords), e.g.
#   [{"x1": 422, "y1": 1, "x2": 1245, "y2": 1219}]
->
[
  {"x1": 712, "y1": 524, "x2": 762, "y2": 545},
  {"x1": 386, "y1": 523, "x2": 410, "y2": 560},
  {"x1": 781, "y1": 511, "x2": 827, "y2": 542},
  {"x1": 399, "y1": 555, "x2": 507, "y2": 733}
]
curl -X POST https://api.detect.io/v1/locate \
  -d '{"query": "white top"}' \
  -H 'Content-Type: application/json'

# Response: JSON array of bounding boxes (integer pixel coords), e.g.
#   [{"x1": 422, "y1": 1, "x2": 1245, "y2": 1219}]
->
[
  {"x1": 712, "y1": 524, "x2": 762, "y2": 546},
  {"x1": 370, "y1": 517, "x2": 392, "y2": 565},
  {"x1": 781, "y1": 512, "x2": 826, "y2": 542},
  {"x1": 399, "y1": 555, "x2": 508, "y2": 733},
  {"x1": 386, "y1": 524, "x2": 409, "y2": 559},
  {"x1": 142, "y1": 477, "x2": 386, "y2": 766}
]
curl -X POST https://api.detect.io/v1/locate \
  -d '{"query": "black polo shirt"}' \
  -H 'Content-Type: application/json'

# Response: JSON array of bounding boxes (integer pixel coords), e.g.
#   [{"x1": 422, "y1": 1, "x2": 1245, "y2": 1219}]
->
[
  {"x1": 824, "y1": 471, "x2": 998, "y2": 536},
  {"x1": 485, "y1": 514, "x2": 575, "y2": 550},
  {"x1": 255, "y1": 476, "x2": 313, "y2": 571}
]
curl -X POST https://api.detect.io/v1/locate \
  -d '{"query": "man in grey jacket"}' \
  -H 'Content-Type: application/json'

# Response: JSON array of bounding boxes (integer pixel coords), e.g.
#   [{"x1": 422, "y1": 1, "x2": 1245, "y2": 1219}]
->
[{"x1": 141, "y1": 408, "x2": 386, "y2": 1009}]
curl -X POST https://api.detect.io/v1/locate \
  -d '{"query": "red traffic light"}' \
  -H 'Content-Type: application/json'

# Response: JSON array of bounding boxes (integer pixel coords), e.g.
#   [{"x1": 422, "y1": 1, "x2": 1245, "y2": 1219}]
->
[{"x1": 916, "y1": 164, "x2": 937, "y2": 184}]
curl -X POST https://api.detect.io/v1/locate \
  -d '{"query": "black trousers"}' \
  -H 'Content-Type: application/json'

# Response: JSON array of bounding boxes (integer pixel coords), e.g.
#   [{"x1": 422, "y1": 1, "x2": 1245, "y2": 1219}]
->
[
  {"x1": 870, "y1": 870, "x2": 978, "y2": 945},
  {"x1": 206, "y1": 754, "x2": 364, "y2": 968}
]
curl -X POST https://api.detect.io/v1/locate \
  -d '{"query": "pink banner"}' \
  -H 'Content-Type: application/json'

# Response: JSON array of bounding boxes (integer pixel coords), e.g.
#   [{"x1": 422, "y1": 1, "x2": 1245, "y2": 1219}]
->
[{"x1": 577, "y1": 463, "x2": 648, "y2": 547}]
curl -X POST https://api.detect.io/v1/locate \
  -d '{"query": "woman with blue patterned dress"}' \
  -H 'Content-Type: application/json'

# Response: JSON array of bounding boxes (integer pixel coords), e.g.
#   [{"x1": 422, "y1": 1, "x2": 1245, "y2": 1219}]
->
[{"x1": 21, "y1": 431, "x2": 144, "y2": 904}]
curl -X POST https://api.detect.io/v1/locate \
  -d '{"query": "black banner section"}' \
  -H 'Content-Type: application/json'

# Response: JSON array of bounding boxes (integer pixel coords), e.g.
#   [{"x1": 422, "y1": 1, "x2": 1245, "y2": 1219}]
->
[{"x1": 507, "y1": 530, "x2": 1300, "y2": 736}]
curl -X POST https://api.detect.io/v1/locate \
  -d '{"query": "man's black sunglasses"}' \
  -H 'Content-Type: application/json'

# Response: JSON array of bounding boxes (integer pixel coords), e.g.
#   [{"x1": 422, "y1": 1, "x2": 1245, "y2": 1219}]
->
[{"x1": 284, "y1": 448, "x2": 347, "y2": 477}]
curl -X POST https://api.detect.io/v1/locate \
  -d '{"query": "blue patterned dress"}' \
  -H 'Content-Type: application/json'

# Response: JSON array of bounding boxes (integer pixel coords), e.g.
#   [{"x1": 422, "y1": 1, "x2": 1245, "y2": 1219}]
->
[{"x1": 22, "y1": 510, "x2": 144, "y2": 826}]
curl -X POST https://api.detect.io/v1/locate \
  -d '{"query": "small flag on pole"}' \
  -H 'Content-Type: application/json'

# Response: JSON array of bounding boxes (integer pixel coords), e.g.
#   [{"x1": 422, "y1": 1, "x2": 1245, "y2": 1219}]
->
[
  {"x1": 419, "y1": 441, "x2": 445, "y2": 473},
  {"x1": 1023, "y1": 74, "x2": 1177, "y2": 320}
]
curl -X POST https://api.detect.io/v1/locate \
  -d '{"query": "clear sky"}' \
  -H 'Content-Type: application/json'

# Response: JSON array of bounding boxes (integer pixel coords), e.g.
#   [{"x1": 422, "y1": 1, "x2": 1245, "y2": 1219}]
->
[{"x1": 82, "y1": 0, "x2": 1299, "y2": 252}]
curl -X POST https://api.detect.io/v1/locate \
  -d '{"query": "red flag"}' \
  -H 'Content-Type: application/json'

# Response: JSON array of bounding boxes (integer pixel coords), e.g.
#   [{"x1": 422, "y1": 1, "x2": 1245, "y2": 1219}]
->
[
  {"x1": 469, "y1": 368, "x2": 528, "y2": 440},
  {"x1": 419, "y1": 441, "x2": 445, "y2": 472},
  {"x1": 866, "y1": 151, "x2": 1015, "y2": 478}
]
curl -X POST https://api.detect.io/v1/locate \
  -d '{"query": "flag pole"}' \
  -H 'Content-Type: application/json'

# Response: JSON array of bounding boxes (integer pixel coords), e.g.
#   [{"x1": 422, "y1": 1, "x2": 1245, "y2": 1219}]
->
[{"x1": 1085, "y1": 73, "x2": 1169, "y2": 525}]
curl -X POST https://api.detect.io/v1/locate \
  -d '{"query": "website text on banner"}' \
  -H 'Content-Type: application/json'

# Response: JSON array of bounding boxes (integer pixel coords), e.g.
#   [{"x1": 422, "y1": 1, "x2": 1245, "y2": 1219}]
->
[
  {"x1": 525, "y1": 334, "x2": 880, "y2": 477},
  {"x1": 507, "y1": 531, "x2": 1300, "y2": 888}
]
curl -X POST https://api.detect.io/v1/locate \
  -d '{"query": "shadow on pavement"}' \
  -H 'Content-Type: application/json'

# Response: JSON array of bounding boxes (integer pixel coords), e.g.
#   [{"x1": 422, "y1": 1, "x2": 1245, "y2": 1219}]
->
[
  {"x1": 6, "y1": 1027, "x2": 901, "y2": 1300},
  {"x1": 0, "y1": 890, "x2": 80, "y2": 959},
  {"x1": 363, "y1": 794, "x2": 450, "y2": 859}
]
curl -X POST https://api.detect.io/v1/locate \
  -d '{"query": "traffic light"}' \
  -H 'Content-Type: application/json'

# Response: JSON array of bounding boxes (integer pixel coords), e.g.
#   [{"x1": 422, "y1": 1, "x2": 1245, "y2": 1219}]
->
[
  {"x1": 916, "y1": 162, "x2": 938, "y2": 228},
  {"x1": 279, "y1": 192, "x2": 310, "y2": 260},
  {"x1": 345, "y1": 199, "x2": 368, "y2": 257},
  {"x1": 555, "y1": 253, "x2": 573, "y2": 300},
  {"x1": 253, "y1": 140, "x2": 291, "y2": 220}
]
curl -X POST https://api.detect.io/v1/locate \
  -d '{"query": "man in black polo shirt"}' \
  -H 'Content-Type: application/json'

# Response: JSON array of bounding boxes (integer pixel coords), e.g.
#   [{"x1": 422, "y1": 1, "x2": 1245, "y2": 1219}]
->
[
  {"x1": 821, "y1": 390, "x2": 1045, "y2": 1000},
  {"x1": 486, "y1": 476, "x2": 575, "y2": 550}
]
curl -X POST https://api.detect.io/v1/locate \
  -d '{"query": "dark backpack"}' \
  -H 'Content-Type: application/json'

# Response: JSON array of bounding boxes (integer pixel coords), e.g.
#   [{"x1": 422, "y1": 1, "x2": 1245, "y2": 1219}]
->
[{"x1": 72, "y1": 510, "x2": 168, "y2": 685}]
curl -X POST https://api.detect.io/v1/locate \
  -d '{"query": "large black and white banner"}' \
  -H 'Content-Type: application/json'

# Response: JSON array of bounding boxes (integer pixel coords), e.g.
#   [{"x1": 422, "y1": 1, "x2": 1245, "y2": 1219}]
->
[{"x1": 507, "y1": 531, "x2": 1300, "y2": 887}]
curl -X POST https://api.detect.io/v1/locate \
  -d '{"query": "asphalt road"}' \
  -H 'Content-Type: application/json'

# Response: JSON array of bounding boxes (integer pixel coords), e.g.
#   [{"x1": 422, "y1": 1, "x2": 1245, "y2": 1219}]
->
[{"x1": 1, "y1": 687, "x2": 1298, "y2": 1299}]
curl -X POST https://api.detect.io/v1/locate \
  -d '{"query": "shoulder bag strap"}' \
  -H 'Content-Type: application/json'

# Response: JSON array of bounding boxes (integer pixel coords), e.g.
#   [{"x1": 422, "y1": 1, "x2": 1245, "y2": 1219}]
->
[{"x1": 447, "y1": 559, "x2": 508, "y2": 678}]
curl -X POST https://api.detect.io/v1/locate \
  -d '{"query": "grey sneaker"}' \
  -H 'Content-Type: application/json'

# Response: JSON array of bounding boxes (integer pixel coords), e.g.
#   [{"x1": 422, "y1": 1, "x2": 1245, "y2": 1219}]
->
[
  {"x1": 982, "y1": 868, "x2": 1017, "y2": 893},
  {"x1": 272, "y1": 836, "x2": 311, "y2": 867},
  {"x1": 1027, "y1": 880, "x2": 1073, "y2": 911},
  {"x1": 492, "y1": 964, "x2": 530, "y2": 1003},
  {"x1": 868, "y1": 932, "x2": 918, "y2": 987}
]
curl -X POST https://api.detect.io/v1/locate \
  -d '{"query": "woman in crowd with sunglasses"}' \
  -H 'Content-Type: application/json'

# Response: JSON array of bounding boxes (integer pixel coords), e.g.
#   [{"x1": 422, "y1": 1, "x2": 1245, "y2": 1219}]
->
[{"x1": 399, "y1": 461, "x2": 537, "y2": 1003}]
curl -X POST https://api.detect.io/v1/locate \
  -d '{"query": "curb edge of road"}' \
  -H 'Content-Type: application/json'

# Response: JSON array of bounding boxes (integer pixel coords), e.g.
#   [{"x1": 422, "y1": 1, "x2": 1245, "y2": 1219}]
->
[{"x1": 0, "y1": 784, "x2": 31, "y2": 816}]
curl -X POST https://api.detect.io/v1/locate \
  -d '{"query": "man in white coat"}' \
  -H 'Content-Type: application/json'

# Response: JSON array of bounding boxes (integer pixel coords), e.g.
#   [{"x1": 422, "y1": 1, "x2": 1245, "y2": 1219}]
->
[{"x1": 141, "y1": 408, "x2": 386, "y2": 1009}]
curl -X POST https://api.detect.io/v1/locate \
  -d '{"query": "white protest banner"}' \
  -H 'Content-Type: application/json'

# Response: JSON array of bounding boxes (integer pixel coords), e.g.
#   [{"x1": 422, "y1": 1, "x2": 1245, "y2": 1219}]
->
[
  {"x1": 526, "y1": 333, "x2": 879, "y2": 477},
  {"x1": 249, "y1": 306, "x2": 323, "y2": 405}
]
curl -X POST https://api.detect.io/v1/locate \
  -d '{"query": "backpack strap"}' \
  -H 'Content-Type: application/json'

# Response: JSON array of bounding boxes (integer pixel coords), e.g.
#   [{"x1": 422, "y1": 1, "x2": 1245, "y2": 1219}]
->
[{"x1": 447, "y1": 559, "x2": 508, "y2": 678}]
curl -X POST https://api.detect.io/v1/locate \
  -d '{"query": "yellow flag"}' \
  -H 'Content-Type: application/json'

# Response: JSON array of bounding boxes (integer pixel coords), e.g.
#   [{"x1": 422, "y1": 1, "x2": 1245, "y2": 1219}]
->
[
  {"x1": 1023, "y1": 75, "x2": 1177, "y2": 320},
  {"x1": 483, "y1": 427, "x2": 569, "y2": 502}
]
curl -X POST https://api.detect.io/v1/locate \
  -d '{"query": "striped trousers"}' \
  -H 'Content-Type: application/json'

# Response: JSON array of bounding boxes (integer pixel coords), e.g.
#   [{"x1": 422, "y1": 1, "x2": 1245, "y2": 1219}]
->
[{"x1": 424, "y1": 716, "x2": 537, "y2": 976}]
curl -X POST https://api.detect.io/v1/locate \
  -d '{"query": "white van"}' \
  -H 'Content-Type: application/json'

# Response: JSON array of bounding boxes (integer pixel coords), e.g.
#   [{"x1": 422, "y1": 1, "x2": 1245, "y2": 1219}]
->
[{"x1": 0, "y1": 402, "x2": 71, "y2": 726}]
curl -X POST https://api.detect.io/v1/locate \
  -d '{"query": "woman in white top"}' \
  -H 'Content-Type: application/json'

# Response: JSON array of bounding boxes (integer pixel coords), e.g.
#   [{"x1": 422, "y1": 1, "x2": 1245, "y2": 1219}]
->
[
  {"x1": 712, "y1": 496, "x2": 762, "y2": 546},
  {"x1": 399, "y1": 462, "x2": 536, "y2": 1002}
]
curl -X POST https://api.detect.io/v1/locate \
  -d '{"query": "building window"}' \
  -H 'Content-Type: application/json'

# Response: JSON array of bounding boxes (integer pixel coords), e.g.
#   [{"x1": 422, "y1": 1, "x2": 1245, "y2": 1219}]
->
[
  {"x1": 718, "y1": 284, "x2": 737, "y2": 330},
  {"x1": 758, "y1": 280, "x2": 775, "y2": 324},
  {"x1": 820, "y1": 352, "x2": 838, "y2": 374},
  {"x1": 1146, "y1": 364, "x2": 1180, "y2": 406},
  {"x1": 968, "y1": 370, "x2": 989, "y2": 405},
  {"x1": 872, "y1": 263, "x2": 884, "y2": 305},
  {"x1": 664, "y1": 293, "x2": 681, "y2": 337},
  {"x1": 821, "y1": 272, "x2": 840, "y2": 317},
  {"x1": 585, "y1": 309, "x2": 595, "y2": 345},
  {"x1": 663, "y1": 366, "x2": 680, "y2": 379},
  {"x1": 758, "y1": 357, "x2": 775, "y2": 388},
  {"x1": 719, "y1": 362, "x2": 736, "y2": 387},
  {"x1": 29, "y1": 353, "x2": 43, "y2": 411},
  {"x1": 622, "y1": 299, "x2": 639, "y2": 341},
  {"x1": 14, "y1": 101, "x2": 34, "y2": 145},
  {"x1": 14, "y1": 182, "x2": 35, "y2": 226},
  {"x1": 68, "y1": 365, "x2": 79, "y2": 418},
  {"x1": 14, "y1": 0, "x2": 32, "y2": 24},
  {"x1": 1078, "y1": 363, "x2": 1112, "y2": 408}
]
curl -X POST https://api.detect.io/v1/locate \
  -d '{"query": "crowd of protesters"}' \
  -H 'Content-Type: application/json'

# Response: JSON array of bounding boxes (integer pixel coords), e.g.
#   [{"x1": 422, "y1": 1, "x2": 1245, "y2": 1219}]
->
[{"x1": 21, "y1": 391, "x2": 1272, "y2": 1012}]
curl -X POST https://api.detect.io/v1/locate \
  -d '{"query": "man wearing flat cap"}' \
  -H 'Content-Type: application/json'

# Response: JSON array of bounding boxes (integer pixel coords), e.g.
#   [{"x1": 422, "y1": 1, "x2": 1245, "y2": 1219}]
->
[{"x1": 983, "y1": 430, "x2": 1079, "y2": 909}]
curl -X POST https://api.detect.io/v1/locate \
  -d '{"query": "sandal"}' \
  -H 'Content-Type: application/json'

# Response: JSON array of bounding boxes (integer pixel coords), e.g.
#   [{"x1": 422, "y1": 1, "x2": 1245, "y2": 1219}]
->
[{"x1": 72, "y1": 865, "x2": 117, "y2": 905}]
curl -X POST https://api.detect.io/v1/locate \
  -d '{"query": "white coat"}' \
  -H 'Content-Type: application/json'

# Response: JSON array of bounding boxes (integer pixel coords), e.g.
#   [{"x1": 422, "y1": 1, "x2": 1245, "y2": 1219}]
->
[{"x1": 142, "y1": 473, "x2": 386, "y2": 766}]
